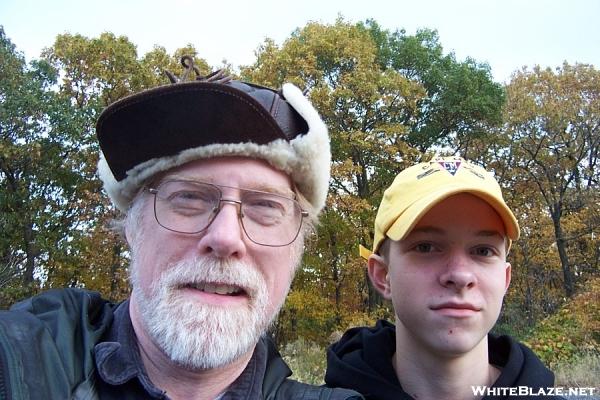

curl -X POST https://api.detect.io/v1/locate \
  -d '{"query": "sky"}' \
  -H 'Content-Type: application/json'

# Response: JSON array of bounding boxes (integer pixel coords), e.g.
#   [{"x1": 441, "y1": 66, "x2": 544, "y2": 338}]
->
[{"x1": 1, "y1": 0, "x2": 599, "y2": 83}]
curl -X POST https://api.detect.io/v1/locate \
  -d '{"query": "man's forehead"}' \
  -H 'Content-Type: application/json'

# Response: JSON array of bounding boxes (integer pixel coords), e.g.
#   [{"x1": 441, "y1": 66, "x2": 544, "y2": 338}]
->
[
  {"x1": 161, "y1": 171, "x2": 295, "y2": 197},
  {"x1": 406, "y1": 226, "x2": 506, "y2": 241}
]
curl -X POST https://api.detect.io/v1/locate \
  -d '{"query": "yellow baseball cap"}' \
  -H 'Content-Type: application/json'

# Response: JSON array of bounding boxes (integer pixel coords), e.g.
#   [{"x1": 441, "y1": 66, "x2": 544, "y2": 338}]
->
[{"x1": 360, "y1": 156, "x2": 520, "y2": 259}]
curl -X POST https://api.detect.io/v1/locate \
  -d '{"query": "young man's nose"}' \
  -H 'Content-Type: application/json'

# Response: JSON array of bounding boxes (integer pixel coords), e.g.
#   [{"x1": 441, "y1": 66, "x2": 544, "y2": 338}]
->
[
  {"x1": 439, "y1": 251, "x2": 477, "y2": 290},
  {"x1": 196, "y1": 201, "x2": 247, "y2": 259}
]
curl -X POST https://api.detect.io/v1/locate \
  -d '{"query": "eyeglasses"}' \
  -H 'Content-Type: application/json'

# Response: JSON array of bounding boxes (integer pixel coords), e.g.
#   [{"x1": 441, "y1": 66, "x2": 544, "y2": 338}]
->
[{"x1": 147, "y1": 180, "x2": 308, "y2": 247}]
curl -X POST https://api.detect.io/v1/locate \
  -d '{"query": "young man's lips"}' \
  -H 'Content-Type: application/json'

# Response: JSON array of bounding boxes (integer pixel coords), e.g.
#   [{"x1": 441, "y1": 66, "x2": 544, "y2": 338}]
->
[
  {"x1": 430, "y1": 302, "x2": 481, "y2": 317},
  {"x1": 430, "y1": 303, "x2": 480, "y2": 311}
]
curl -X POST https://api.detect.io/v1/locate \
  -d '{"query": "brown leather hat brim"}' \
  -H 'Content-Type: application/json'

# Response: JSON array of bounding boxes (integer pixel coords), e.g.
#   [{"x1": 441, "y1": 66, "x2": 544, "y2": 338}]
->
[{"x1": 97, "y1": 81, "x2": 297, "y2": 182}]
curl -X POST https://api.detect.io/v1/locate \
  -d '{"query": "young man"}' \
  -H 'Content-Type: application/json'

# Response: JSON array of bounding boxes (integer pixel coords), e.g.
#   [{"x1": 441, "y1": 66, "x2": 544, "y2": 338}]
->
[
  {"x1": 0, "y1": 57, "x2": 361, "y2": 400},
  {"x1": 325, "y1": 157, "x2": 558, "y2": 400}
]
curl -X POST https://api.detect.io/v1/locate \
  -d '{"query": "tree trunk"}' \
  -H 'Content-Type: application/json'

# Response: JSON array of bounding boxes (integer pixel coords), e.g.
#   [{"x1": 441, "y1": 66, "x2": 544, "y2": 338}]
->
[
  {"x1": 524, "y1": 279, "x2": 534, "y2": 326},
  {"x1": 329, "y1": 230, "x2": 343, "y2": 326},
  {"x1": 109, "y1": 243, "x2": 122, "y2": 301},
  {"x1": 552, "y1": 214, "x2": 574, "y2": 297},
  {"x1": 22, "y1": 222, "x2": 39, "y2": 284},
  {"x1": 366, "y1": 268, "x2": 383, "y2": 312}
]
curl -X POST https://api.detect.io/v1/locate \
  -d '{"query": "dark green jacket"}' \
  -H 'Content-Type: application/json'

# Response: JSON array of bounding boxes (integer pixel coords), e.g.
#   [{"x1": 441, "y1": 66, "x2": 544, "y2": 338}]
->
[{"x1": 0, "y1": 289, "x2": 361, "y2": 400}]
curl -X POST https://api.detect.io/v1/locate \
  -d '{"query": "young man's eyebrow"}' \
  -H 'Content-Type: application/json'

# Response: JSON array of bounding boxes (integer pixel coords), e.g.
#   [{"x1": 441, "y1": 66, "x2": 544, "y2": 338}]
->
[
  {"x1": 474, "y1": 230, "x2": 506, "y2": 241},
  {"x1": 400, "y1": 226, "x2": 444, "y2": 247},
  {"x1": 408, "y1": 226, "x2": 445, "y2": 235},
  {"x1": 408, "y1": 227, "x2": 505, "y2": 240}
]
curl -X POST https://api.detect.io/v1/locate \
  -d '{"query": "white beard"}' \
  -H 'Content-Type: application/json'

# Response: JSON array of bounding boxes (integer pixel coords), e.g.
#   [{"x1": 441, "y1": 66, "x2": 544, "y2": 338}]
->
[{"x1": 131, "y1": 257, "x2": 275, "y2": 370}]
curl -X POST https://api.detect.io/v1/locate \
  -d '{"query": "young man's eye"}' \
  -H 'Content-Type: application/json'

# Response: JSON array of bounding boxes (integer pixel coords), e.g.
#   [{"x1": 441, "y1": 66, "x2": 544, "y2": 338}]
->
[
  {"x1": 414, "y1": 243, "x2": 435, "y2": 253},
  {"x1": 473, "y1": 246, "x2": 495, "y2": 257}
]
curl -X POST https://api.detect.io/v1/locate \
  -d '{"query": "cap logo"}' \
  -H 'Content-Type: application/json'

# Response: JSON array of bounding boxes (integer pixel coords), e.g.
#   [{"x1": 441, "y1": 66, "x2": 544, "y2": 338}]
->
[
  {"x1": 438, "y1": 160, "x2": 461, "y2": 176},
  {"x1": 416, "y1": 168, "x2": 438, "y2": 180}
]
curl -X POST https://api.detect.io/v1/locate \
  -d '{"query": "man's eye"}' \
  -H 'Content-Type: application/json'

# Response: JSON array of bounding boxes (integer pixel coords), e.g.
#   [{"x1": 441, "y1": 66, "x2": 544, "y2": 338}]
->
[
  {"x1": 414, "y1": 243, "x2": 434, "y2": 253},
  {"x1": 250, "y1": 199, "x2": 279, "y2": 208},
  {"x1": 168, "y1": 191, "x2": 215, "y2": 208},
  {"x1": 245, "y1": 194, "x2": 288, "y2": 212},
  {"x1": 173, "y1": 191, "x2": 198, "y2": 199},
  {"x1": 473, "y1": 247, "x2": 495, "y2": 257},
  {"x1": 171, "y1": 191, "x2": 203, "y2": 201}
]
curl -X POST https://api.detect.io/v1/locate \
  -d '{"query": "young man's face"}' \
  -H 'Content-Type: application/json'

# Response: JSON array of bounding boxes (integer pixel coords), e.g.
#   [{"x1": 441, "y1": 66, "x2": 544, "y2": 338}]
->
[
  {"x1": 370, "y1": 193, "x2": 511, "y2": 357},
  {"x1": 127, "y1": 156, "x2": 303, "y2": 369}
]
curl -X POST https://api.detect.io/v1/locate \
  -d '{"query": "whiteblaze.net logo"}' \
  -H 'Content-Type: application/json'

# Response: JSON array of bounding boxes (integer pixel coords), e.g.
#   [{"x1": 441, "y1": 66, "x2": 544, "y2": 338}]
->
[{"x1": 471, "y1": 385, "x2": 598, "y2": 397}]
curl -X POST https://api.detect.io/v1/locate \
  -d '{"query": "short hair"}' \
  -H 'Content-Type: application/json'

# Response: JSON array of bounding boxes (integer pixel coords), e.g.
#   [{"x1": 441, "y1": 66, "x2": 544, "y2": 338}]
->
[{"x1": 377, "y1": 238, "x2": 391, "y2": 264}]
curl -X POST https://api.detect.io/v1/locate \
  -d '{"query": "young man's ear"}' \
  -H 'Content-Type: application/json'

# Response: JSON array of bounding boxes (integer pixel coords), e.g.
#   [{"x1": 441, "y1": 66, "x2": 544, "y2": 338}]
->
[
  {"x1": 367, "y1": 253, "x2": 392, "y2": 299},
  {"x1": 504, "y1": 262, "x2": 512, "y2": 293}
]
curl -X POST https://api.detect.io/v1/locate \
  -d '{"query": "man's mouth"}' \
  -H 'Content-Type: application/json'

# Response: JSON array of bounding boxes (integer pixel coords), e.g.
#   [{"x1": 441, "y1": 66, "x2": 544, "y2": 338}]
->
[
  {"x1": 182, "y1": 282, "x2": 247, "y2": 296},
  {"x1": 431, "y1": 302, "x2": 479, "y2": 311},
  {"x1": 429, "y1": 302, "x2": 481, "y2": 316}
]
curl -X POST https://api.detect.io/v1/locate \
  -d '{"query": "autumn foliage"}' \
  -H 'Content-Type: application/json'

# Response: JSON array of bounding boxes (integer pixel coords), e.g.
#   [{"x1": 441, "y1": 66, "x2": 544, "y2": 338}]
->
[
  {"x1": 1, "y1": 19, "x2": 598, "y2": 368},
  {"x1": 524, "y1": 276, "x2": 600, "y2": 366}
]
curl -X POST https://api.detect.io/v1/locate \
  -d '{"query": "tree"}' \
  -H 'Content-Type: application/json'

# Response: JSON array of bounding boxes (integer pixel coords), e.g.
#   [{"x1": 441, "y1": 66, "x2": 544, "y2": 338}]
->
[
  {"x1": 0, "y1": 26, "x2": 92, "y2": 305},
  {"x1": 360, "y1": 20, "x2": 505, "y2": 156},
  {"x1": 503, "y1": 63, "x2": 600, "y2": 297}
]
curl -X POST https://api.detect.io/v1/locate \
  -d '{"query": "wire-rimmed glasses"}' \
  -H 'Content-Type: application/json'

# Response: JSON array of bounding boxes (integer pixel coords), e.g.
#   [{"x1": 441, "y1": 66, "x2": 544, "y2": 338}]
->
[{"x1": 148, "y1": 180, "x2": 308, "y2": 247}]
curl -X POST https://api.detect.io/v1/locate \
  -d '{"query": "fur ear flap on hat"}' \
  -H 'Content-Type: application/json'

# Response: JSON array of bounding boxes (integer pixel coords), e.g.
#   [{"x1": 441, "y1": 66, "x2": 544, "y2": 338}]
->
[{"x1": 281, "y1": 83, "x2": 330, "y2": 214}]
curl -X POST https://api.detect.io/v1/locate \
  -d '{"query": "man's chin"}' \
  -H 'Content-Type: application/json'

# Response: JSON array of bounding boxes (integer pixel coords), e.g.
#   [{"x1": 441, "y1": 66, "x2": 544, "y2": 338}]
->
[
  {"x1": 138, "y1": 292, "x2": 269, "y2": 369},
  {"x1": 160, "y1": 311, "x2": 265, "y2": 369},
  {"x1": 130, "y1": 256, "x2": 277, "y2": 369}
]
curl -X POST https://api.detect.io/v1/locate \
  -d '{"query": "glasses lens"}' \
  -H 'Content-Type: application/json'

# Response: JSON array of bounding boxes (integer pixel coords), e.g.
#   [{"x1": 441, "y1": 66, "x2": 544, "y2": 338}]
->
[
  {"x1": 153, "y1": 181, "x2": 220, "y2": 233},
  {"x1": 239, "y1": 191, "x2": 304, "y2": 246}
]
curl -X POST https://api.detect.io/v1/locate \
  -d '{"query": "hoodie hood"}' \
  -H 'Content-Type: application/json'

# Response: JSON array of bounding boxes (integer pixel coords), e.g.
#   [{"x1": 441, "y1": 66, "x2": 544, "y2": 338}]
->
[
  {"x1": 325, "y1": 320, "x2": 557, "y2": 400},
  {"x1": 487, "y1": 335, "x2": 556, "y2": 393},
  {"x1": 326, "y1": 320, "x2": 406, "y2": 399}
]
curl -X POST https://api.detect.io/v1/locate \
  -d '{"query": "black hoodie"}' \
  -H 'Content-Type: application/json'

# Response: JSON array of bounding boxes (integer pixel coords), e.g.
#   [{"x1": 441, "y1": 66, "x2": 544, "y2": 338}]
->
[{"x1": 325, "y1": 320, "x2": 561, "y2": 400}]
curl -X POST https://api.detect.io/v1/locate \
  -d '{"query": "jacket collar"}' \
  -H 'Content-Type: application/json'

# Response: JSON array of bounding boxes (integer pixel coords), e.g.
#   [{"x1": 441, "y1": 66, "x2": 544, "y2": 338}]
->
[{"x1": 94, "y1": 300, "x2": 165, "y2": 397}]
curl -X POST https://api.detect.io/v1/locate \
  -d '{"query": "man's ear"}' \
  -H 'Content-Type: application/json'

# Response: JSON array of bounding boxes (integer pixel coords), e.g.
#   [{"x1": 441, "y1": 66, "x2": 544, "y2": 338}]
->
[
  {"x1": 368, "y1": 253, "x2": 392, "y2": 299},
  {"x1": 504, "y1": 262, "x2": 512, "y2": 293}
]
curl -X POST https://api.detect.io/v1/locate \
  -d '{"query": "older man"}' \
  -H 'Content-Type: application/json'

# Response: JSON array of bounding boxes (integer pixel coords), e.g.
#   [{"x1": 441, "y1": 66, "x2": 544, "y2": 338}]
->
[{"x1": 0, "y1": 57, "x2": 361, "y2": 400}]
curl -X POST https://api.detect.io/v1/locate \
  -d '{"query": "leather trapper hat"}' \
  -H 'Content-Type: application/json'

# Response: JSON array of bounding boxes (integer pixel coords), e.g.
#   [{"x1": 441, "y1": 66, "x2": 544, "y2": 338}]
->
[
  {"x1": 96, "y1": 58, "x2": 330, "y2": 214},
  {"x1": 98, "y1": 81, "x2": 308, "y2": 182},
  {"x1": 360, "y1": 156, "x2": 520, "y2": 259}
]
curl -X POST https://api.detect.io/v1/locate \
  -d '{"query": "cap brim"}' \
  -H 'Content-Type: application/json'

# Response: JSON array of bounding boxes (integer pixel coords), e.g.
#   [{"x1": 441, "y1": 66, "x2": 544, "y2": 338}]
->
[{"x1": 386, "y1": 186, "x2": 520, "y2": 242}]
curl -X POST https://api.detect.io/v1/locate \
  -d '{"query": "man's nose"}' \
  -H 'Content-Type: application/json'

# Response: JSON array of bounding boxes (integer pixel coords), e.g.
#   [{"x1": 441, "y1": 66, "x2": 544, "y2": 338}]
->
[
  {"x1": 196, "y1": 201, "x2": 247, "y2": 259},
  {"x1": 439, "y1": 251, "x2": 477, "y2": 290}
]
